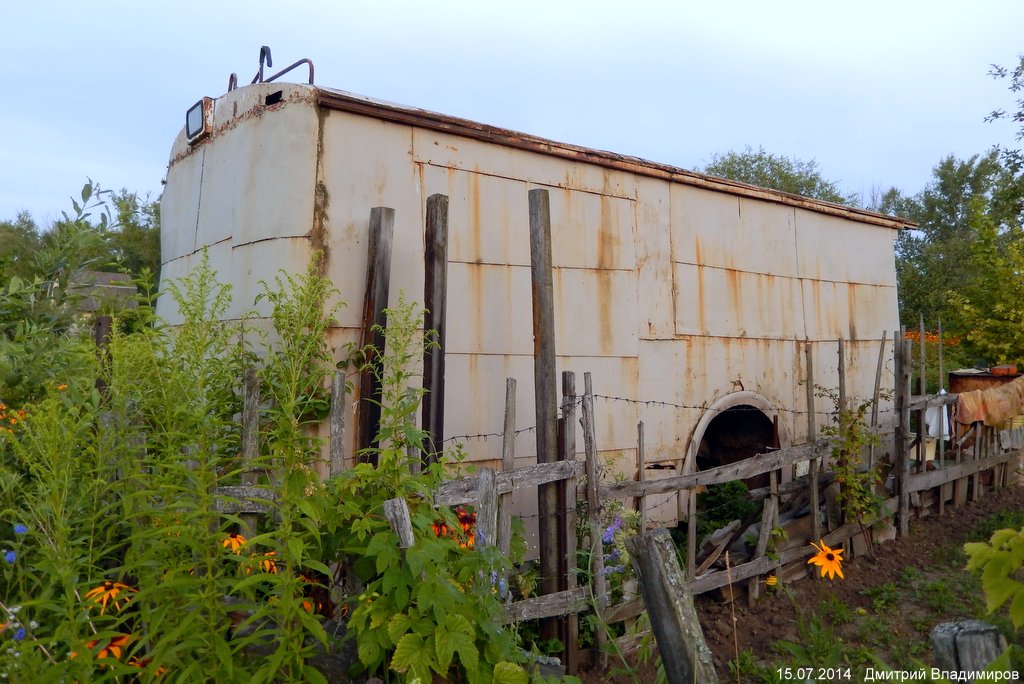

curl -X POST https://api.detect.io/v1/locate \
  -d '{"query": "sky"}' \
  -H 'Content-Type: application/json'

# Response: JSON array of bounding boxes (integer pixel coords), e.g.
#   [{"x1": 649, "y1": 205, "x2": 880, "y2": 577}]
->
[{"x1": 2, "y1": 0, "x2": 1022, "y2": 227}]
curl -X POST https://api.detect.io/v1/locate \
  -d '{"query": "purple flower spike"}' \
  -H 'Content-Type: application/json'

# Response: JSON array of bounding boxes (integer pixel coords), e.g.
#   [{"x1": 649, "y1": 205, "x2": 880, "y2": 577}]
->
[{"x1": 13, "y1": 524, "x2": 27, "y2": 535}]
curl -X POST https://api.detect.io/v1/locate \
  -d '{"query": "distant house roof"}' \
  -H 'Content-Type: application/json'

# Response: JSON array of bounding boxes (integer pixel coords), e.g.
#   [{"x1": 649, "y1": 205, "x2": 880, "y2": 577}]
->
[{"x1": 69, "y1": 270, "x2": 138, "y2": 312}]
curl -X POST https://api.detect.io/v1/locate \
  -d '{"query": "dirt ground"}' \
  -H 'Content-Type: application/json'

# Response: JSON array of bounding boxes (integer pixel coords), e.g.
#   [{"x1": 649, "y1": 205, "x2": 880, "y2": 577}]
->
[{"x1": 579, "y1": 483, "x2": 1024, "y2": 682}]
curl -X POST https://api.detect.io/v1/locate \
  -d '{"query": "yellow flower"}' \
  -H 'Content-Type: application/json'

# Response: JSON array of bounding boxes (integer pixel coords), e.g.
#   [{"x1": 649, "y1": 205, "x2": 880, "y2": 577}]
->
[
  {"x1": 84, "y1": 581, "x2": 136, "y2": 614},
  {"x1": 222, "y1": 532, "x2": 247, "y2": 554},
  {"x1": 807, "y1": 539, "x2": 844, "y2": 580},
  {"x1": 764, "y1": 574, "x2": 779, "y2": 587},
  {"x1": 245, "y1": 551, "x2": 277, "y2": 574}
]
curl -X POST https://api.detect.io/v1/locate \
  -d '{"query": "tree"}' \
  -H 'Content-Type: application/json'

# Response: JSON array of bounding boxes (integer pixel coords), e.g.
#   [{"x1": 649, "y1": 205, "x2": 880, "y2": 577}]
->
[
  {"x1": 0, "y1": 212, "x2": 41, "y2": 281},
  {"x1": 700, "y1": 146, "x2": 856, "y2": 205},
  {"x1": 986, "y1": 54, "x2": 1024, "y2": 173}
]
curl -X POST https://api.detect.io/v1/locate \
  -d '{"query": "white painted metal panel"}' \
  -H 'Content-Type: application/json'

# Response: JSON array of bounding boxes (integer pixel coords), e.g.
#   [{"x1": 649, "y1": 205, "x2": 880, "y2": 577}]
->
[
  {"x1": 547, "y1": 188, "x2": 636, "y2": 271},
  {"x1": 419, "y1": 166, "x2": 532, "y2": 267},
  {"x1": 553, "y1": 268, "x2": 638, "y2": 357},
  {"x1": 673, "y1": 264, "x2": 804, "y2": 339},
  {"x1": 632, "y1": 177, "x2": 675, "y2": 340},
  {"x1": 801, "y1": 280, "x2": 899, "y2": 341},
  {"x1": 795, "y1": 210, "x2": 898, "y2": 286},
  {"x1": 412, "y1": 129, "x2": 635, "y2": 200},
  {"x1": 671, "y1": 185, "x2": 799, "y2": 278}
]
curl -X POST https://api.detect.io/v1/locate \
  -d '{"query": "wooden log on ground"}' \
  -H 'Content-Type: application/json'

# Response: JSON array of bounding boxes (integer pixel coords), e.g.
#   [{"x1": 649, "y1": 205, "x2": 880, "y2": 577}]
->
[
  {"x1": 931, "y1": 620, "x2": 1009, "y2": 674},
  {"x1": 625, "y1": 528, "x2": 718, "y2": 684}
]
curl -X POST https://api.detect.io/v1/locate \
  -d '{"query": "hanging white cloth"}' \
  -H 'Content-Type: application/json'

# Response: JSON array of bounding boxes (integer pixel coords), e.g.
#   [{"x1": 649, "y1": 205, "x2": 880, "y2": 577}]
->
[{"x1": 925, "y1": 388, "x2": 950, "y2": 439}]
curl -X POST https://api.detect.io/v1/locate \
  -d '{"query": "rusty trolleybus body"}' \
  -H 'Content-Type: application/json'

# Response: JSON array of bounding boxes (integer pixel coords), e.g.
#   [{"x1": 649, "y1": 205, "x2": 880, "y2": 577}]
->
[{"x1": 158, "y1": 80, "x2": 908, "y2": 534}]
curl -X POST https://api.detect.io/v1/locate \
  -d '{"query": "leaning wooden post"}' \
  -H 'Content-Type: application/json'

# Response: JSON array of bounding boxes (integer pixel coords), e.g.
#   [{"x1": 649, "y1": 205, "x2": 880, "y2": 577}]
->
[
  {"x1": 625, "y1": 529, "x2": 719, "y2": 684},
  {"x1": 896, "y1": 336, "x2": 913, "y2": 537},
  {"x1": 422, "y1": 193, "x2": 449, "y2": 464},
  {"x1": 528, "y1": 189, "x2": 561, "y2": 641},
  {"x1": 582, "y1": 374, "x2": 608, "y2": 669},
  {"x1": 241, "y1": 367, "x2": 260, "y2": 539},
  {"x1": 497, "y1": 379, "x2": 517, "y2": 557},
  {"x1": 869, "y1": 334, "x2": 887, "y2": 468},
  {"x1": 805, "y1": 343, "x2": 821, "y2": 543},
  {"x1": 356, "y1": 206, "x2": 395, "y2": 463}
]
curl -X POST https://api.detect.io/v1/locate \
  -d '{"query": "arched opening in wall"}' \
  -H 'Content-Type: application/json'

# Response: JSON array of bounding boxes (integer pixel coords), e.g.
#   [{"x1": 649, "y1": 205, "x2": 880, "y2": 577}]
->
[{"x1": 695, "y1": 405, "x2": 777, "y2": 490}]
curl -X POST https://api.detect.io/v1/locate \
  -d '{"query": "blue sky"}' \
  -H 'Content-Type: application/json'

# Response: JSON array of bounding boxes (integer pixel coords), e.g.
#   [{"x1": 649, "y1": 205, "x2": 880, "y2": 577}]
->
[{"x1": 2, "y1": 0, "x2": 1022, "y2": 225}]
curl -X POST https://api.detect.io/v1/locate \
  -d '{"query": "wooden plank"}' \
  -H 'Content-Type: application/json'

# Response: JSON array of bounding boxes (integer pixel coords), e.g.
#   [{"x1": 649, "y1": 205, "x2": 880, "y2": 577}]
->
[
  {"x1": 384, "y1": 497, "x2": 415, "y2": 548},
  {"x1": 626, "y1": 529, "x2": 719, "y2": 683},
  {"x1": 690, "y1": 496, "x2": 900, "y2": 594},
  {"x1": 748, "y1": 496, "x2": 778, "y2": 605},
  {"x1": 502, "y1": 586, "x2": 591, "y2": 624},
  {"x1": 214, "y1": 486, "x2": 277, "y2": 514},
  {"x1": 906, "y1": 393, "x2": 959, "y2": 412},
  {"x1": 421, "y1": 193, "x2": 449, "y2": 462},
  {"x1": 329, "y1": 370, "x2": 346, "y2": 477},
  {"x1": 600, "y1": 440, "x2": 828, "y2": 499},
  {"x1": 605, "y1": 597, "x2": 645, "y2": 624},
  {"x1": 434, "y1": 459, "x2": 582, "y2": 506},
  {"x1": 582, "y1": 373, "x2": 608, "y2": 669},
  {"x1": 528, "y1": 188, "x2": 560, "y2": 611},
  {"x1": 498, "y1": 378, "x2": 517, "y2": 556},
  {"x1": 907, "y1": 453, "x2": 1011, "y2": 493},
  {"x1": 356, "y1": 206, "x2": 395, "y2": 461}
]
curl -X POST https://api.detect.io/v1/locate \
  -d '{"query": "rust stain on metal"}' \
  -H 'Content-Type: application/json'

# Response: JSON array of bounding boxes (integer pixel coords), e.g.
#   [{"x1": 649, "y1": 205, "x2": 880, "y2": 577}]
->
[{"x1": 309, "y1": 108, "x2": 330, "y2": 272}]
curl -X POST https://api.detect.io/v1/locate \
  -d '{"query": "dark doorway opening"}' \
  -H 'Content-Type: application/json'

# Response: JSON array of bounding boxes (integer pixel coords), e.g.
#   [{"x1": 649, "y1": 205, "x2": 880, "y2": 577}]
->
[{"x1": 695, "y1": 405, "x2": 776, "y2": 489}]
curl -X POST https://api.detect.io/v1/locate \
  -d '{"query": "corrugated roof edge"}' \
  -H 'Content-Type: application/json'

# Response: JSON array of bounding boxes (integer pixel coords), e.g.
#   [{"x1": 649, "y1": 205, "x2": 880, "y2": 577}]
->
[{"x1": 316, "y1": 86, "x2": 915, "y2": 231}]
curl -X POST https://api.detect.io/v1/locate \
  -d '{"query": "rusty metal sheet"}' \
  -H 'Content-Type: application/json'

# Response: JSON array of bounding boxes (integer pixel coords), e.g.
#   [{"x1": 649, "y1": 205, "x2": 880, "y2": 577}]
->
[
  {"x1": 547, "y1": 188, "x2": 636, "y2": 271},
  {"x1": 671, "y1": 186, "x2": 799, "y2": 278},
  {"x1": 319, "y1": 111, "x2": 424, "y2": 329},
  {"x1": 411, "y1": 127, "x2": 635, "y2": 201},
  {"x1": 801, "y1": 280, "x2": 899, "y2": 342},
  {"x1": 633, "y1": 177, "x2": 675, "y2": 340},
  {"x1": 673, "y1": 263, "x2": 804, "y2": 339},
  {"x1": 794, "y1": 210, "x2": 899, "y2": 286},
  {"x1": 420, "y1": 165, "x2": 532, "y2": 267}
]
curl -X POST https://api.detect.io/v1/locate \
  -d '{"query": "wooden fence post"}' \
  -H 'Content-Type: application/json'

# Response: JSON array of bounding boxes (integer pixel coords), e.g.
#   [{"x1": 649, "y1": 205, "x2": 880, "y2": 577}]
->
[
  {"x1": 422, "y1": 193, "x2": 449, "y2": 463},
  {"x1": 560, "y1": 371, "x2": 579, "y2": 674},
  {"x1": 356, "y1": 206, "x2": 395, "y2": 462},
  {"x1": 384, "y1": 497, "x2": 415, "y2": 548},
  {"x1": 476, "y1": 469, "x2": 498, "y2": 549},
  {"x1": 528, "y1": 188, "x2": 562, "y2": 645},
  {"x1": 582, "y1": 373, "x2": 608, "y2": 669},
  {"x1": 805, "y1": 343, "x2": 821, "y2": 544},
  {"x1": 498, "y1": 379, "x2": 517, "y2": 557},
  {"x1": 330, "y1": 370, "x2": 347, "y2": 477},
  {"x1": 625, "y1": 529, "x2": 719, "y2": 684},
  {"x1": 636, "y1": 421, "x2": 646, "y2": 526},
  {"x1": 896, "y1": 336, "x2": 913, "y2": 537},
  {"x1": 869, "y1": 334, "x2": 887, "y2": 468}
]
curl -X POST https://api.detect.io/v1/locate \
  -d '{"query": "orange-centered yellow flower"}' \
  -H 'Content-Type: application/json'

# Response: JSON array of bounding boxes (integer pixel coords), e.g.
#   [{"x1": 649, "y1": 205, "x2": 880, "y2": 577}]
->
[
  {"x1": 222, "y1": 532, "x2": 247, "y2": 554},
  {"x1": 84, "y1": 581, "x2": 136, "y2": 614},
  {"x1": 764, "y1": 574, "x2": 779, "y2": 587},
  {"x1": 807, "y1": 539, "x2": 844, "y2": 580}
]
